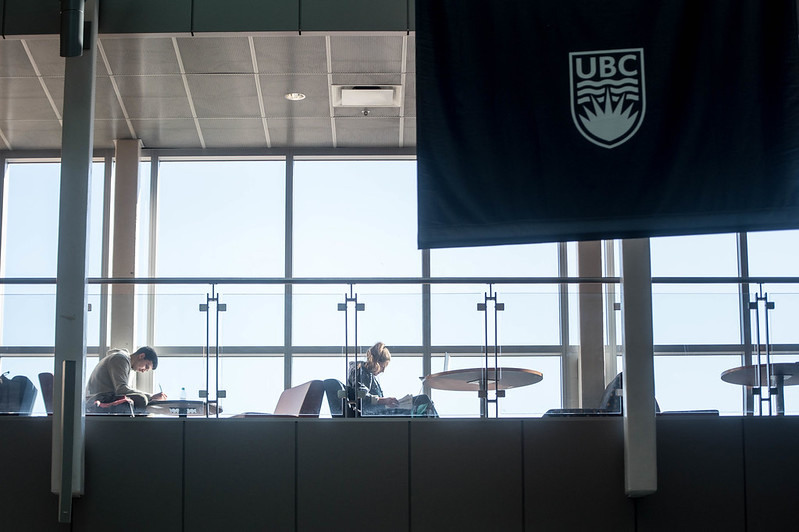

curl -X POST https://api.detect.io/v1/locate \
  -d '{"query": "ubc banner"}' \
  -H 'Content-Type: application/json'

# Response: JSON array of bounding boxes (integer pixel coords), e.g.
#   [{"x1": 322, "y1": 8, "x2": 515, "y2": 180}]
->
[{"x1": 416, "y1": 0, "x2": 799, "y2": 248}]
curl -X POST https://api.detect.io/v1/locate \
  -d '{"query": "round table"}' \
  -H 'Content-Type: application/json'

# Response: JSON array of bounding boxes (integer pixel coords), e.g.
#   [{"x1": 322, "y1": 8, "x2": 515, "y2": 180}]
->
[
  {"x1": 146, "y1": 400, "x2": 219, "y2": 418},
  {"x1": 423, "y1": 367, "x2": 543, "y2": 417},
  {"x1": 721, "y1": 362, "x2": 799, "y2": 415}
]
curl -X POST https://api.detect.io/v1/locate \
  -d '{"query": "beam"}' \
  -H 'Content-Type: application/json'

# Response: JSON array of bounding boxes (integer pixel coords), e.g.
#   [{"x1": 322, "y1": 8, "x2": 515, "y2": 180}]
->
[{"x1": 1, "y1": 0, "x2": 413, "y2": 36}]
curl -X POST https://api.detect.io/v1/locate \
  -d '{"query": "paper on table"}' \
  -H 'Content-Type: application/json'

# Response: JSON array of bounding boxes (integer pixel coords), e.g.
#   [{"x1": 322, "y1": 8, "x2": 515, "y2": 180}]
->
[{"x1": 397, "y1": 394, "x2": 414, "y2": 409}]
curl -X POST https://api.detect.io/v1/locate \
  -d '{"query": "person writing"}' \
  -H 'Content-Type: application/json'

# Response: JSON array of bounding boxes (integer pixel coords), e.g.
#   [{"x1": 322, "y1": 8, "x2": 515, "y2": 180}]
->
[
  {"x1": 85, "y1": 346, "x2": 167, "y2": 413},
  {"x1": 348, "y1": 342, "x2": 436, "y2": 417}
]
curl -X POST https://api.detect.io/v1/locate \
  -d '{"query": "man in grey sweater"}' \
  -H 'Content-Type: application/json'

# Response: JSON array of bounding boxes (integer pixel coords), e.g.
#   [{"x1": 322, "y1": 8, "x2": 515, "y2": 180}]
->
[{"x1": 85, "y1": 346, "x2": 167, "y2": 411}]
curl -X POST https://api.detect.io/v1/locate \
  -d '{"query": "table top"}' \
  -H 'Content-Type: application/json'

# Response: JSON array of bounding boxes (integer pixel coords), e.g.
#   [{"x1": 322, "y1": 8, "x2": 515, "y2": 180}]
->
[
  {"x1": 721, "y1": 362, "x2": 799, "y2": 387},
  {"x1": 423, "y1": 367, "x2": 543, "y2": 392},
  {"x1": 146, "y1": 400, "x2": 219, "y2": 417}
]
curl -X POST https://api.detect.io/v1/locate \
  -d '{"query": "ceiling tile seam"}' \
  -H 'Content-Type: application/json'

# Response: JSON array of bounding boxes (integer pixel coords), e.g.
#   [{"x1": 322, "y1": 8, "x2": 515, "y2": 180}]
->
[
  {"x1": 399, "y1": 34, "x2": 407, "y2": 148},
  {"x1": 97, "y1": 40, "x2": 137, "y2": 139},
  {"x1": 248, "y1": 36, "x2": 271, "y2": 149},
  {"x1": 0, "y1": 126, "x2": 11, "y2": 150},
  {"x1": 325, "y1": 36, "x2": 336, "y2": 148},
  {"x1": 20, "y1": 39, "x2": 63, "y2": 123},
  {"x1": 172, "y1": 37, "x2": 206, "y2": 149}
]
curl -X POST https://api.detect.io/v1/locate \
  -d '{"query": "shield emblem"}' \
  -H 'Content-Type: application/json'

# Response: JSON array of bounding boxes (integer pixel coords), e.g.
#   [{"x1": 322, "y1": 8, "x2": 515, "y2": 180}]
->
[{"x1": 569, "y1": 48, "x2": 645, "y2": 149}]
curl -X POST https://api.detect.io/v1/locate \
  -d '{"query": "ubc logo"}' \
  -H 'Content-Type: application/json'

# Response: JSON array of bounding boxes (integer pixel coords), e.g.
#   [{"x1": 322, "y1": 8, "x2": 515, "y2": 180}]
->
[{"x1": 569, "y1": 48, "x2": 645, "y2": 149}]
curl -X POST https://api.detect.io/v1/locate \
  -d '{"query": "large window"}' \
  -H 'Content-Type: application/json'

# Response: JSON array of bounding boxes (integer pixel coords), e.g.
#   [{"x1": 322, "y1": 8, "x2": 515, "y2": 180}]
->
[{"x1": 4, "y1": 155, "x2": 799, "y2": 417}]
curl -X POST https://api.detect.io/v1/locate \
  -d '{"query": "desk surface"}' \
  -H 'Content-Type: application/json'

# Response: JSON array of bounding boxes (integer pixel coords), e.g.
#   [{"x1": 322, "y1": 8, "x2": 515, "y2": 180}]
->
[
  {"x1": 423, "y1": 367, "x2": 543, "y2": 392},
  {"x1": 146, "y1": 400, "x2": 218, "y2": 417},
  {"x1": 721, "y1": 362, "x2": 799, "y2": 387}
]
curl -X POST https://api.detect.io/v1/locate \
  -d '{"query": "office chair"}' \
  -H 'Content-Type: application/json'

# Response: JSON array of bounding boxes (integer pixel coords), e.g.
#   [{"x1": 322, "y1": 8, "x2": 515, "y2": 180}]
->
[
  {"x1": 323, "y1": 378, "x2": 357, "y2": 418},
  {"x1": 38, "y1": 372, "x2": 54, "y2": 414}
]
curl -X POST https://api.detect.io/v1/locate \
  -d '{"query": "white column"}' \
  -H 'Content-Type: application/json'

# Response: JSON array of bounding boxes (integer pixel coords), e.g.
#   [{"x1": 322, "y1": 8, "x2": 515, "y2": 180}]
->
[
  {"x1": 51, "y1": 0, "x2": 97, "y2": 521},
  {"x1": 109, "y1": 139, "x2": 141, "y2": 354},
  {"x1": 578, "y1": 240, "x2": 605, "y2": 407},
  {"x1": 620, "y1": 238, "x2": 657, "y2": 497}
]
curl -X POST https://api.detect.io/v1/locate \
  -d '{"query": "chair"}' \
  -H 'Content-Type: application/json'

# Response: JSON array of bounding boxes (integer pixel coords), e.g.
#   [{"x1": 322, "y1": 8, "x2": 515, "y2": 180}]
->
[
  {"x1": 38, "y1": 372, "x2": 54, "y2": 414},
  {"x1": 543, "y1": 372, "x2": 627, "y2": 417},
  {"x1": 236, "y1": 380, "x2": 325, "y2": 418},
  {"x1": 0, "y1": 373, "x2": 38, "y2": 415},
  {"x1": 323, "y1": 378, "x2": 358, "y2": 418}
]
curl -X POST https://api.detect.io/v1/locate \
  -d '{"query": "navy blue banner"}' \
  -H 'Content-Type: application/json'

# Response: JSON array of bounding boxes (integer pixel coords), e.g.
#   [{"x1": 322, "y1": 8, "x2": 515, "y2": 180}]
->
[{"x1": 416, "y1": 0, "x2": 799, "y2": 248}]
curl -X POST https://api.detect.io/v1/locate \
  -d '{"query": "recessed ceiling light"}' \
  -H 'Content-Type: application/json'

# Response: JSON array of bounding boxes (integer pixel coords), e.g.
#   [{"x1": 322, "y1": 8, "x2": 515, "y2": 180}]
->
[{"x1": 284, "y1": 92, "x2": 306, "y2": 101}]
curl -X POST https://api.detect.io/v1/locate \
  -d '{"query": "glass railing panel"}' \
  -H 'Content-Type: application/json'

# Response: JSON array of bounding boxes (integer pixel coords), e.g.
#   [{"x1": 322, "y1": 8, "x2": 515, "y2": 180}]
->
[
  {"x1": 150, "y1": 287, "x2": 209, "y2": 347},
  {"x1": 654, "y1": 353, "x2": 744, "y2": 415},
  {"x1": 293, "y1": 285, "x2": 422, "y2": 347},
  {"x1": 0, "y1": 355, "x2": 100, "y2": 416},
  {"x1": 214, "y1": 287, "x2": 284, "y2": 346},
  {"x1": 652, "y1": 285, "x2": 741, "y2": 345},
  {"x1": 757, "y1": 286, "x2": 799, "y2": 345},
  {"x1": 1, "y1": 286, "x2": 56, "y2": 346},
  {"x1": 431, "y1": 285, "x2": 561, "y2": 347}
]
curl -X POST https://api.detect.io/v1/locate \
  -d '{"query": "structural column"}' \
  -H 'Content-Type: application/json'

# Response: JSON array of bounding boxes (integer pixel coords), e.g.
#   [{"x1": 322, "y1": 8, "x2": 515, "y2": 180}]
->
[
  {"x1": 51, "y1": 0, "x2": 97, "y2": 521},
  {"x1": 110, "y1": 139, "x2": 145, "y2": 386},
  {"x1": 578, "y1": 240, "x2": 605, "y2": 407},
  {"x1": 619, "y1": 238, "x2": 657, "y2": 496}
]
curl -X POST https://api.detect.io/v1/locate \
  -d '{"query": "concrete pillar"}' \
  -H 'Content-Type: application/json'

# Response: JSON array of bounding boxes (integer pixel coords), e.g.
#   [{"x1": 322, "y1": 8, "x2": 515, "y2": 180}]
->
[
  {"x1": 620, "y1": 238, "x2": 657, "y2": 497},
  {"x1": 578, "y1": 240, "x2": 604, "y2": 407}
]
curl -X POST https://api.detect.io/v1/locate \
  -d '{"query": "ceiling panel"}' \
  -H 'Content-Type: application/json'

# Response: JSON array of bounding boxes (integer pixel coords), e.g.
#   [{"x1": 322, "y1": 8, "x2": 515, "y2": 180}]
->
[
  {"x1": 186, "y1": 74, "x2": 261, "y2": 118},
  {"x1": 402, "y1": 117, "x2": 416, "y2": 148},
  {"x1": 43, "y1": 77, "x2": 127, "y2": 121},
  {"x1": 329, "y1": 36, "x2": 404, "y2": 73},
  {"x1": 198, "y1": 118, "x2": 267, "y2": 148},
  {"x1": 93, "y1": 120, "x2": 136, "y2": 149},
  {"x1": 0, "y1": 40, "x2": 37, "y2": 78},
  {"x1": 0, "y1": 33, "x2": 417, "y2": 151},
  {"x1": 259, "y1": 74, "x2": 330, "y2": 118},
  {"x1": 0, "y1": 78, "x2": 58, "y2": 120},
  {"x1": 0, "y1": 119, "x2": 62, "y2": 150},
  {"x1": 176, "y1": 36, "x2": 255, "y2": 74},
  {"x1": 404, "y1": 72, "x2": 416, "y2": 117},
  {"x1": 131, "y1": 118, "x2": 201, "y2": 148},
  {"x1": 335, "y1": 117, "x2": 400, "y2": 147},
  {"x1": 267, "y1": 118, "x2": 334, "y2": 147},
  {"x1": 114, "y1": 75, "x2": 193, "y2": 119},
  {"x1": 22, "y1": 38, "x2": 69, "y2": 78},
  {"x1": 100, "y1": 38, "x2": 181, "y2": 76},
  {"x1": 252, "y1": 35, "x2": 328, "y2": 74}
]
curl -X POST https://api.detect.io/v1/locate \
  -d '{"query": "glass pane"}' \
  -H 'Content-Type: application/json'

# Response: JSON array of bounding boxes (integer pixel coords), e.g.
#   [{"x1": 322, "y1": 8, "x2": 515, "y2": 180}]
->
[
  {"x1": 652, "y1": 285, "x2": 740, "y2": 345},
  {"x1": 759, "y1": 287, "x2": 799, "y2": 345},
  {"x1": 654, "y1": 355, "x2": 744, "y2": 415},
  {"x1": 293, "y1": 160, "x2": 420, "y2": 277},
  {"x1": 746, "y1": 229, "x2": 799, "y2": 277},
  {"x1": 650, "y1": 233, "x2": 738, "y2": 277},
  {"x1": 293, "y1": 285, "x2": 421, "y2": 347},
  {"x1": 0, "y1": 356, "x2": 99, "y2": 416},
  {"x1": 155, "y1": 160, "x2": 285, "y2": 277},
  {"x1": 431, "y1": 285, "x2": 560, "y2": 346},
  {"x1": 153, "y1": 356, "x2": 284, "y2": 417}
]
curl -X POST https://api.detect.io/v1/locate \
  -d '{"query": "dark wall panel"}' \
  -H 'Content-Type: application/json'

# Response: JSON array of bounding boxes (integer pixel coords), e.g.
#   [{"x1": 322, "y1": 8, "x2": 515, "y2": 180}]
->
[
  {"x1": 184, "y1": 419, "x2": 296, "y2": 532},
  {"x1": 636, "y1": 417, "x2": 746, "y2": 532},
  {"x1": 525, "y1": 418, "x2": 634, "y2": 531},
  {"x1": 297, "y1": 419, "x2": 410, "y2": 532},
  {"x1": 743, "y1": 416, "x2": 799, "y2": 532},
  {"x1": 72, "y1": 418, "x2": 184, "y2": 532},
  {"x1": 410, "y1": 419, "x2": 523, "y2": 532},
  {"x1": 0, "y1": 417, "x2": 67, "y2": 532}
]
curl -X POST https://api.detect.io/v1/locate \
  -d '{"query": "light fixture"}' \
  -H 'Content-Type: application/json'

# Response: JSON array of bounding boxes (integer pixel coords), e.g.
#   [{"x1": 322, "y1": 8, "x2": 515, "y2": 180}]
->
[{"x1": 284, "y1": 92, "x2": 306, "y2": 101}]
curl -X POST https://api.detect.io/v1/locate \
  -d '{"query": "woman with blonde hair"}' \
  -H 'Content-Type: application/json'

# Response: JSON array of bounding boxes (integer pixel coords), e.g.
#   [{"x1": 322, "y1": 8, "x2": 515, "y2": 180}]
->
[{"x1": 348, "y1": 342, "x2": 437, "y2": 417}]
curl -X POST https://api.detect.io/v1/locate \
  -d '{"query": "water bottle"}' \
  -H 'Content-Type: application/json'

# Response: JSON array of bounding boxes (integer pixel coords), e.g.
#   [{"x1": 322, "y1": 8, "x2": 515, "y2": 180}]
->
[{"x1": 180, "y1": 387, "x2": 187, "y2": 400}]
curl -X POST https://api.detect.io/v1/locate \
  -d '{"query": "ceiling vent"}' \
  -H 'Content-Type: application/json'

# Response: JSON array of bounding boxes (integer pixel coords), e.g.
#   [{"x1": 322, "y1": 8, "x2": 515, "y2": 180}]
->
[{"x1": 332, "y1": 85, "x2": 402, "y2": 107}]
